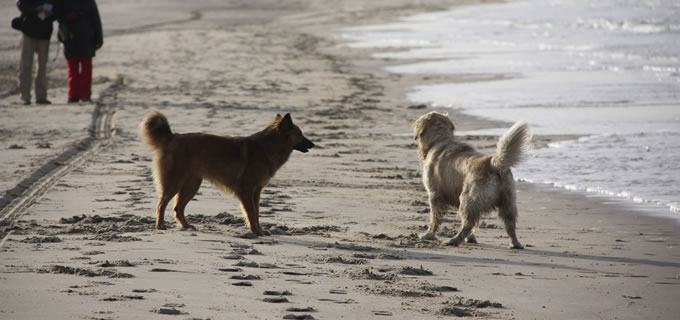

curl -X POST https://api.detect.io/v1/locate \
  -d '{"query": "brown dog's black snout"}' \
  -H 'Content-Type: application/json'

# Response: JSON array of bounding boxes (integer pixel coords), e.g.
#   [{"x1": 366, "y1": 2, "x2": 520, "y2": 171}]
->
[{"x1": 294, "y1": 137, "x2": 315, "y2": 153}]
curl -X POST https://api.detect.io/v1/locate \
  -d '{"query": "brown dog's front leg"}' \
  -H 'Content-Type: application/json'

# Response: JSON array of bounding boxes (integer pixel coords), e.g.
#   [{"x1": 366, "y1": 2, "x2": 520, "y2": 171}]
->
[
  {"x1": 253, "y1": 187, "x2": 270, "y2": 236},
  {"x1": 238, "y1": 190, "x2": 263, "y2": 236}
]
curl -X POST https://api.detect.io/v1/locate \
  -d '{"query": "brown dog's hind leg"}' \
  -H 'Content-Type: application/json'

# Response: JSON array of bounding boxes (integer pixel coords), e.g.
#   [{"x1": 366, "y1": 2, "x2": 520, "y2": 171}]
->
[
  {"x1": 155, "y1": 193, "x2": 174, "y2": 230},
  {"x1": 173, "y1": 176, "x2": 202, "y2": 230}
]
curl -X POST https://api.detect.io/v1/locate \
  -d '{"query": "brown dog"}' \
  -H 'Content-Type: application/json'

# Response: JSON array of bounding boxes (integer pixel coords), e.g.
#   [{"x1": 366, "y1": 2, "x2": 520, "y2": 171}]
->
[
  {"x1": 139, "y1": 111, "x2": 314, "y2": 235},
  {"x1": 414, "y1": 112, "x2": 531, "y2": 249}
]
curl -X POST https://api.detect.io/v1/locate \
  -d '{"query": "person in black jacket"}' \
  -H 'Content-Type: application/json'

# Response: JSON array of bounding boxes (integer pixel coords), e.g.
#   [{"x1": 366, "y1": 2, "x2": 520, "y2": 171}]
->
[
  {"x1": 58, "y1": 0, "x2": 102, "y2": 103},
  {"x1": 17, "y1": 0, "x2": 58, "y2": 105}
]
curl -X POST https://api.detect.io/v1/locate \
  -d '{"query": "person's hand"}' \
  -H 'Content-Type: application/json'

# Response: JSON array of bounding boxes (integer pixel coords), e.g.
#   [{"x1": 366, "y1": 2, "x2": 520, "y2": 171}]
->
[{"x1": 96, "y1": 42, "x2": 103, "y2": 50}]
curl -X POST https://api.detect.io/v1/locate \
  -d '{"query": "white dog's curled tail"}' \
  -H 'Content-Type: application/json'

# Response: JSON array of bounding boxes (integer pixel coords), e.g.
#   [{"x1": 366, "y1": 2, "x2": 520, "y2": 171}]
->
[{"x1": 491, "y1": 120, "x2": 532, "y2": 171}]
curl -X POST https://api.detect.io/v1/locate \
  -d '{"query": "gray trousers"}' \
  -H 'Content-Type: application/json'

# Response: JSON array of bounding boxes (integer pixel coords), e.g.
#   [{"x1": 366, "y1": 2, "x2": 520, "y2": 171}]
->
[{"x1": 19, "y1": 34, "x2": 50, "y2": 102}]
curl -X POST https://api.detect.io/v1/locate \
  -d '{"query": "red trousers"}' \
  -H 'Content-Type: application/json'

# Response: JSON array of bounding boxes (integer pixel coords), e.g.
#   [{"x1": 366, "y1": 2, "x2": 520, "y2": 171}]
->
[{"x1": 67, "y1": 56, "x2": 93, "y2": 100}]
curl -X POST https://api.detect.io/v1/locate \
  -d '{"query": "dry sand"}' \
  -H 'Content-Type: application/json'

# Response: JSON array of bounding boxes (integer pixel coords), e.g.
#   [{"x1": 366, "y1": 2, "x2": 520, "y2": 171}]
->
[{"x1": 1, "y1": 1, "x2": 679, "y2": 319}]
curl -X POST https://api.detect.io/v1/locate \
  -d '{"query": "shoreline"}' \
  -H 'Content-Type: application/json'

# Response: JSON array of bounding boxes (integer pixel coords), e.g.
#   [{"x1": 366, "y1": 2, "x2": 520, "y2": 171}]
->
[
  {"x1": 334, "y1": 1, "x2": 680, "y2": 220},
  {"x1": 1, "y1": 1, "x2": 680, "y2": 319}
]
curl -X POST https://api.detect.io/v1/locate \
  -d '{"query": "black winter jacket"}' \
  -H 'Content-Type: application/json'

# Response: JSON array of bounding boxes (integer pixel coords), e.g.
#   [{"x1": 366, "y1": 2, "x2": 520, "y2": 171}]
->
[
  {"x1": 59, "y1": 0, "x2": 103, "y2": 58},
  {"x1": 17, "y1": 0, "x2": 57, "y2": 40}
]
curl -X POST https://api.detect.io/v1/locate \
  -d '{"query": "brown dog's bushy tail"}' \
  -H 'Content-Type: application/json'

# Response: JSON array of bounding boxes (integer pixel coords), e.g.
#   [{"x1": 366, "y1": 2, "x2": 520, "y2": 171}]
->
[
  {"x1": 491, "y1": 120, "x2": 532, "y2": 171},
  {"x1": 140, "y1": 111, "x2": 173, "y2": 150}
]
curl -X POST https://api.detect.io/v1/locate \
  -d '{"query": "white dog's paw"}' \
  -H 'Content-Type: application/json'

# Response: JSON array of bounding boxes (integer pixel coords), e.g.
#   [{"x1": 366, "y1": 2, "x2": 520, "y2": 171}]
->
[
  {"x1": 465, "y1": 234, "x2": 477, "y2": 244},
  {"x1": 446, "y1": 237, "x2": 464, "y2": 247},
  {"x1": 419, "y1": 232, "x2": 437, "y2": 241}
]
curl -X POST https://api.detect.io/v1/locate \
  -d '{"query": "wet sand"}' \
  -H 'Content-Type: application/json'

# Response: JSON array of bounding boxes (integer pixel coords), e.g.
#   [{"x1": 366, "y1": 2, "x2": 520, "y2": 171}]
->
[{"x1": 1, "y1": 1, "x2": 679, "y2": 319}]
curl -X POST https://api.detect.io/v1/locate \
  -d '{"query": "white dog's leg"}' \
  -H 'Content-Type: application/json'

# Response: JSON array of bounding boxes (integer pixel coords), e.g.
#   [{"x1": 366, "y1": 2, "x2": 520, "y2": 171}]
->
[
  {"x1": 447, "y1": 195, "x2": 480, "y2": 246},
  {"x1": 419, "y1": 195, "x2": 447, "y2": 240},
  {"x1": 499, "y1": 202, "x2": 523, "y2": 249}
]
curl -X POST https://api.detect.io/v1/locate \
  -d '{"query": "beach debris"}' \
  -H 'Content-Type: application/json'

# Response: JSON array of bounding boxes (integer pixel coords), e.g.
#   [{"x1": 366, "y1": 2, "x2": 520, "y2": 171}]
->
[
  {"x1": 353, "y1": 253, "x2": 376, "y2": 259},
  {"x1": 102, "y1": 295, "x2": 144, "y2": 301},
  {"x1": 408, "y1": 103, "x2": 428, "y2": 109},
  {"x1": 218, "y1": 267, "x2": 242, "y2": 272},
  {"x1": 21, "y1": 236, "x2": 62, "y2": 243},
  {"x1": 317, "y1": 298, "x2": 357, "y2": 304},
  {"x1": 372, "y1": 310, "x2": 393, "y2": 316},
  {"x1": 438, "y1": 306, "x2": 474, "y2": 317},
  {"x1": 324, "y1": 256, "x2": 368, "y2": 264},
  {"x1": 231, "y1": 274, "x2": 261, "y2": 280},
  {"x1": 150, "y1": 268, "x2": 180, "y2": 272},
  {"x1": 132, "y1": 289, "x2": 157, "y2": 293},
  {"x1": 232, "y1": 248, "x2": 262, "y2": 255},
  {"x1": 87, "y1": 234, "x2": 142, "y2": 242},
  {"x1": 286, "y1": 307, "x2": 315, "y2": 312},
  {"x1": 234, "y1": 261, "x2": 259, "y2": 268},
  {"x1": 422, "y1": 285, "x2": 458, "y2": 292},
  {"x1": 38, "y1": 265, "x2": 134, "y2": 278},
  {"x1": 367, "y1": 284, "x2": 439, "y2": 298},
  {"x1": 36, "y1": 141, "x2": 51, "y2": 149},
  {"x1": 281, "y1": 271, "x2": 309, "y2": 276},
  {"x1": 447, "y1": 296, "x2": 503, "y2": 308},
  {"x1": 264, "y1": 290, "x2": 293, "y2": 296},
  {"x1": 283, "y1": 314, "x2": 315, "y2": 320},
  {"x1": 8, "y1": 144, "x2": 25, "y2": 149},
  {"x1": 264, "y1": 297, "x2": 289, "y2": 303},
  {"x1": 232, "y1": 281, "x2": 253, "y2": 287},
  {"x1": 97, "y1": 260, "x2": 135, "y2": 267},
  {"x1": 372, "y1": 233, "x2": 396, "y2": 240},
  {"x1": 153, "y1": 307, "x2": 184, "y2": 315},
  {"x1": 352, "y1": 268, "x2": 399, "y2": 281},
  {"x1": 399, "y1": 266, "x2": 433, "y2": 276},
  {"x1": 331, "y1": 242, "x2": 376, "y2": 252},
  {"x1": 222, "y1": 254, "x2": 245, "y2": 260}
]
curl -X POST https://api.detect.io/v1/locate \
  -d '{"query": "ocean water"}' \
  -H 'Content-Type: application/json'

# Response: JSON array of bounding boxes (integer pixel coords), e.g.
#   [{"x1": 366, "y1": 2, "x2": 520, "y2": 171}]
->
[{"x1": 342, "y1": 0, "x2": 680, "y2": 217}]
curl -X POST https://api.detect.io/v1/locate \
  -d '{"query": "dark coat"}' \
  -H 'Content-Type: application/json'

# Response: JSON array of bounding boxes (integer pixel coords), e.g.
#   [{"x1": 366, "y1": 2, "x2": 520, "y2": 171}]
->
[
  {"x1": 59, "y1": 0, "x2": 103, "y2": 58},
  {"x1": 16, "y1": 0, "x2": 57, "y2": 40}
]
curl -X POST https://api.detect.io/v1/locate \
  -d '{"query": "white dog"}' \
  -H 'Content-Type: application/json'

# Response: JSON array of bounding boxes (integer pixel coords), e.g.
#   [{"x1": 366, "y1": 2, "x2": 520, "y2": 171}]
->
[{"x1": 414, "y1": 112, "x2": 531, "y2": 249}]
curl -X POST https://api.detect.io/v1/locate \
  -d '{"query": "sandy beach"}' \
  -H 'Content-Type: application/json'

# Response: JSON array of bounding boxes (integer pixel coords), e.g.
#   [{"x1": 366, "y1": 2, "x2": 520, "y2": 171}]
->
[{"x1": 1, "y1": 1, "x2": 679, "y2": 319}]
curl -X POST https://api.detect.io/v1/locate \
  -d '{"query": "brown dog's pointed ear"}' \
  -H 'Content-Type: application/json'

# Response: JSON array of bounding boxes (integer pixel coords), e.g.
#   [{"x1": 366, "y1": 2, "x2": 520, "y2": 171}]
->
[{"x1": 278, "y1": 113, "x2": 293, "y2": 130}]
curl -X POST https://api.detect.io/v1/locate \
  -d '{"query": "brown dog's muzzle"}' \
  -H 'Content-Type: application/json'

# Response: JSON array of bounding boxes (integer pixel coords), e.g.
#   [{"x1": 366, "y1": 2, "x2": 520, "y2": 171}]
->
[{"x1": 294, "y1": 137, "x2": 315, "y2": 153}]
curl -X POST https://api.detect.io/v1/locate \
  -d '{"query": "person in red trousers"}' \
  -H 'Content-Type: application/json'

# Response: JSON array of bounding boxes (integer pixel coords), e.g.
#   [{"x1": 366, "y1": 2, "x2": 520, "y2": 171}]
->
[{"x1": 58, "y1": 0, "x2": 102, "y2": 103}]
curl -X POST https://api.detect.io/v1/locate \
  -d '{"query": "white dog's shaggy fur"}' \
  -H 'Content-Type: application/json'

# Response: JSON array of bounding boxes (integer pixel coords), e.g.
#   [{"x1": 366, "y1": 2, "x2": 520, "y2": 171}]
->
[{"x1": 414, "y1": 112, "x2": 532, "y2": 249}]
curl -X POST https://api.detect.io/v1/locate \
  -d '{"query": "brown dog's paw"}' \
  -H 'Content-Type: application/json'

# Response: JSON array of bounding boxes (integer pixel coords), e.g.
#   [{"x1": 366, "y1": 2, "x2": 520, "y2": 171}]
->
[
  {"x1": 239, "y1": 232, "x2": 260, "y2": 239},
  {"x1": 155, "y1": 224, "x2": 167, "y2": 230},
  {"x1": 179, "y1": 224, "x2": 196, "y2": 231},
  {"x1": 509, "y1": 242, "x2": 524, "y2": 249}
]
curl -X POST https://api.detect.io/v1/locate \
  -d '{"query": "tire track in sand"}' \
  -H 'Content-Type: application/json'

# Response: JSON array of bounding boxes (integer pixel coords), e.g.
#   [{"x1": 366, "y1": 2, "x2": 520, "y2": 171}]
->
[{"x1": 0, "y1": 76, "x2": 125, "y2": 240}]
